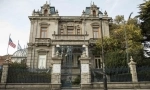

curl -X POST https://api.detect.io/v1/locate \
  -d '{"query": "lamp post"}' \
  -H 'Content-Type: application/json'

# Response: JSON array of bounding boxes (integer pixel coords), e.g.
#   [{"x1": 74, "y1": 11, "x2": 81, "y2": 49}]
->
[{"x1": 99, "y1": 11, "x2": 107, "y2": 90}]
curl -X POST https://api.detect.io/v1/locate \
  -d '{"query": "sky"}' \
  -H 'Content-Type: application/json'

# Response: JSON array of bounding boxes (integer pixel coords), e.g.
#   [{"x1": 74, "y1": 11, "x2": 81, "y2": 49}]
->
[{"x1": 0, "y1": 0, "x2": 144, "y2": 56}]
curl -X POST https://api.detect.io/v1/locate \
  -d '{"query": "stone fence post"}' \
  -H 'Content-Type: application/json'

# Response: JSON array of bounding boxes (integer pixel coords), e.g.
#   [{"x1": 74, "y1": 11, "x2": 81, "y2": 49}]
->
[
  {"x1": 51, "y1": 56, "x2": 62, "y2": 90},
  {"x1": 1, "y1": 62, "x2": 9, "y2": 83},
  {"x1": 128, "y1": 56, "x2": 138, "y2": 82}
]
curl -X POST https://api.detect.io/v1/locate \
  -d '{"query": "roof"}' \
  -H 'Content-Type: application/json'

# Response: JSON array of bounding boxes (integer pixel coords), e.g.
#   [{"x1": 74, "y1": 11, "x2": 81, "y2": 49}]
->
[{"x1": 12, "y1": 48, "x2": 27, "y2": 58}]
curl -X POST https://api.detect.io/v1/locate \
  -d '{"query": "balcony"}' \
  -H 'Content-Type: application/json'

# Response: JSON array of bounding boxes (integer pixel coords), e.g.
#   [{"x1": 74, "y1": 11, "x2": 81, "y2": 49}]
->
[
  {"x1": 35, "y1": 38, "x2": 51, "y2": 46},
  {"x1": 52, "y1": 34, "x2": 88, "y2": 40}
]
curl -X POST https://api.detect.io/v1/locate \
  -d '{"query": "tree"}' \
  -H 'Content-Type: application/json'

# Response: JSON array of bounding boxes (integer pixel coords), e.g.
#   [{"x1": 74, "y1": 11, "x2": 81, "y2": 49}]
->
[
  {"x1": 95, "y1": 15, "x2": 144, "y2": 67},
  {"x1": 114, "y1": 15, "x2": 124, "y2": 24},
  {"x1": 137, "y1": 0, "x2": 150, "y2": 40}
]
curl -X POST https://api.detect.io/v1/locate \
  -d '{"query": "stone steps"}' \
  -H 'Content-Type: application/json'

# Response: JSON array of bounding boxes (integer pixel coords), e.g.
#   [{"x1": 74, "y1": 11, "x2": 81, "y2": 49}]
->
[{"x1": 61, "y1": 87, "x2": 80, "y2": 90}]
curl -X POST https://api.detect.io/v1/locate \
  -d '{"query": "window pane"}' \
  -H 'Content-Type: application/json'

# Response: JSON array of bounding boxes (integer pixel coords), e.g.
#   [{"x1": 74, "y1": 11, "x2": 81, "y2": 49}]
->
[
  {"x1": 77, "y1": 29, "x2": 80, "y2": 34},
  {"x1": 95, "y1": 59, "x2": 97, "y2": 68},
  {"x1": 67, "y1": 30, "x2": 73, "y2": 34},
  {"x1": 94, "y1": 31, "x2": 98, "y2": 38},
  {"x1": 93, "y1": 27, "x2": 98, "y2": 31},
  {"x1": 41, "y1": 31, "x2": 47, "y2": 38},
  {"x1": 38, "y1": 55, "x2": 46, "y2": 69},
  {"x1": 41, "y1": 27, "x2": 47, "y2": 31},
  {"x1": 98, "y1": 59, "x2": 101, "y2": 68},
  {"x1": 60, "y1": 29, "x2": 63, "y2": 34}
]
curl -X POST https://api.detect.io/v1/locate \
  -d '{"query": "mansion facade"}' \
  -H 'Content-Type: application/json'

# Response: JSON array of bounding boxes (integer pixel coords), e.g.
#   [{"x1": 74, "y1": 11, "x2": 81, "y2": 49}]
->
[{"x1": 27, "y1": 2, "x2": 112, "y2": 87}]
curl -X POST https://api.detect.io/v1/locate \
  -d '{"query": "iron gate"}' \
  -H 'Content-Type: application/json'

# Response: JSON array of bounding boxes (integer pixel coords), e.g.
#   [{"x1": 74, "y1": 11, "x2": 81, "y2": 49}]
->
[{"x1": 60, "y1": 45, "x2": 83, "y2": 87}]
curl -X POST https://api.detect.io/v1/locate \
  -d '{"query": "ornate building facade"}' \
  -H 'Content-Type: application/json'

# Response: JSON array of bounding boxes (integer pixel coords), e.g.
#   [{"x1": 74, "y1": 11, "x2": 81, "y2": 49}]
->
[{"x1": 27, "y1": 2, "x2": 112, "y2": 87}]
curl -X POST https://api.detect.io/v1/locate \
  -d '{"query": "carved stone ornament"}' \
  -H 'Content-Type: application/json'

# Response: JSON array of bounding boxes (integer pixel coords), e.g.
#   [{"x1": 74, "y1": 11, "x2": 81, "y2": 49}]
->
[{"x1": 67, "y1": 23, "x2": 74, "y2": 26}]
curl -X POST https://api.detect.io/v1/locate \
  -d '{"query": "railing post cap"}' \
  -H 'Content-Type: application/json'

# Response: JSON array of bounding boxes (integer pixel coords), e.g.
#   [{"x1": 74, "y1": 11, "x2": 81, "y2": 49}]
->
[{"x1": 128, "y1": 56, "x2": 136, "y2": 65}]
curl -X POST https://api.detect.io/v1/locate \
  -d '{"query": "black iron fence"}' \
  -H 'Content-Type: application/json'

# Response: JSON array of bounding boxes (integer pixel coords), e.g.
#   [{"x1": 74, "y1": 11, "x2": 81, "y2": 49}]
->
[
  {"x1": 0, "y1": 68, "x2": 2, "y2": 82},
  {"x1": 137, "y1": 66, "x2": 150, "y2": 81},
  {"x1": 7, "y1": 64, "x2": 51, "y2": 83},
  {"x1": 91, "y1": 66, "x2": 132, "y2": 82}
]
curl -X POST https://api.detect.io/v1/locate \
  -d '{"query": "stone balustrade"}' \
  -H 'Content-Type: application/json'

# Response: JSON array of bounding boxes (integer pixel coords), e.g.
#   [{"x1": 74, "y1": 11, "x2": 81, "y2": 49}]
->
[
  {"x1": 52, "y1": 34, "x2": 88, "y2": 40},
  {"x1": 35, "y1": 38, "x2": 51, "y2": 46}
]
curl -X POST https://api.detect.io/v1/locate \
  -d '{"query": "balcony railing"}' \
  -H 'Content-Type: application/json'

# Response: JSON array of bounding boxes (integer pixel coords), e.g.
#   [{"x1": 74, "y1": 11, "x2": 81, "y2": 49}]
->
[
  {"x1": 35, "y1": 38, "x2": 51, "y2": 46},
  {"x1": 52, "y1": 34, "x2": 88, "y2": 40}
]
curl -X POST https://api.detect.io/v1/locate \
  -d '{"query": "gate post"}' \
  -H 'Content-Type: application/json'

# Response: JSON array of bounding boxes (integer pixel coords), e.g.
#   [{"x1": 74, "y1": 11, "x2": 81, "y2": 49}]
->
[
  {"x1": 1, "y1": 62, "x2": 9, "y2": 83},
  {"x1": 51, "y1": 56, "x2": 62, "y2": 89},
  {"x1": 128, "y1": 56, "x2": 138, "y2": 82},
  {"x1": 0, "y1": 61, "x2": 9, "y2": 89},
  {"x1": 79, "y1": 52, "x2": 91, "y2": 89}
]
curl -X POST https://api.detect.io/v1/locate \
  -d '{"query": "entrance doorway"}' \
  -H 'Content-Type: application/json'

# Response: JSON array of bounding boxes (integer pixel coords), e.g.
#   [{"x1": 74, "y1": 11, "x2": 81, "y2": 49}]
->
[{"x1": 60, "y1": 45, "x2": 82, "y2": 87}]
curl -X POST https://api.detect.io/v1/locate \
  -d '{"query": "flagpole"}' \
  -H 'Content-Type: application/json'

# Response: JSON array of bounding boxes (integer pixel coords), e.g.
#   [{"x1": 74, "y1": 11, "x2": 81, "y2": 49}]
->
[
  {"x1": 18, "y1": 40, "x2": 19, "y2": 50},
  {"x1": 7, "y1": 34, "x2": 11, "y2": 55},
  {"x1": 6, "y1": 34, "x2": 11, "y2": 62}
]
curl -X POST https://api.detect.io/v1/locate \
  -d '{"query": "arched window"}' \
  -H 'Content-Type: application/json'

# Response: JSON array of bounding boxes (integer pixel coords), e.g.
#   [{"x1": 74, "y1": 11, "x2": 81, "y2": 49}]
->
[
  {"x1": 93, "y1": 10, "x2": 96, "y2": 17},
  {"x1": 44, "y1": 9, "x2": 48, "y2": 16}
]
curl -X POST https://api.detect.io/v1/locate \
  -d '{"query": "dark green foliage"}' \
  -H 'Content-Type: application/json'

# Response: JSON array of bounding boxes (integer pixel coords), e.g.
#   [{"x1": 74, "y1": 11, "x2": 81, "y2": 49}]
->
[
  {"x1": 0, "y1": 68, "x2": 2, "y2": 82},
  {"x1": 72, "y1": 75, "x2": 80, "y2": 85},
  {"x1": 91, "y1": 66, "x2": 131, "y2": 82},
  {"x1": 137, "y1": 66, "x2": 150, "y2": 81},
  {"x1": 137, "y1": 0, "x2": 150, "y2": 39},
  {"x1": 7, "y1": 63, "x2": 51, "y2": 83},
  {"x1": 105, "y1": 50, "x2": 127, "y2": 67}
]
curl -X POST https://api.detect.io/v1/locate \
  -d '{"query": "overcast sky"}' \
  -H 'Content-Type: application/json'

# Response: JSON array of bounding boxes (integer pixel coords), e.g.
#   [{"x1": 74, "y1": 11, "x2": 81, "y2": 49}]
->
[{"x1": 0, "y1": 0, "x2": 144, "y2": 56}]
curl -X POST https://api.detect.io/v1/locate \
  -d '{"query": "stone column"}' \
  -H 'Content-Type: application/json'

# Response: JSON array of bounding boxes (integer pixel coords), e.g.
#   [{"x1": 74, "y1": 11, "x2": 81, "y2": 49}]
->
[
  {"x1": 51, "y1": 56, "x2": 62, "y2": 89},
  {"x1": 79, "y1": 54, "x2": 91, "y2": 88},
  {"x1": 85, "y1": 45, "x2": 89, "y2": 57},
  {"x1": 128, "y1": 56, "x2": 138, "y2": 82},
  {"x1": 51, "y1": 45, "x2": 55, "y2": 58},
  {"x1": 1, "y1": 62, "x2": 9, "y2": 83}
]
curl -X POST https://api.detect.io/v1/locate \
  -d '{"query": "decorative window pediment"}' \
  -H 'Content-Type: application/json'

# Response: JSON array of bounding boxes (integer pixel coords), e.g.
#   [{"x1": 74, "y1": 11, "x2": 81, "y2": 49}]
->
[
  {"x1": 91, "y1": 22, "x2": 100, "y2": 27},
  {"x1": 37, "y1": 49, "x2": 49, "y2": 53},
  {"x1": 39, "y1": 22, "x2": 50, "y2": 27}
]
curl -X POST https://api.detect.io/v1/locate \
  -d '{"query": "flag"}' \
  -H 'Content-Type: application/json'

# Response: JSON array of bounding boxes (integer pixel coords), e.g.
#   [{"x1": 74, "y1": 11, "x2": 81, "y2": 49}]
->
[
  {"x1": 9, "y1": 38, "x2": 16, "y2": 48},
  {"x1": 17, "y1": 41, "x2": 22, "y2": 50}
]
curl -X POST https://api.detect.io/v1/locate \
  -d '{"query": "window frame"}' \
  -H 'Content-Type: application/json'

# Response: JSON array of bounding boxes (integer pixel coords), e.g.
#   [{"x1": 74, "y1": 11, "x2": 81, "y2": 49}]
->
[
  {"x1": 40, "y1": 27, "x2": 47, "y2": 38},
  {"x1": 92, "y1": 27, "x2": 100, "y2": 38},
  {"x1": 67, "y1": 26, "x2": 74, "y2": 35},
  {"x1": 38, "y1": 55, "x2": 47, "y2": 69},
  {"x1": 94, "y1": 56, "x2": 102, "y2": 69}
]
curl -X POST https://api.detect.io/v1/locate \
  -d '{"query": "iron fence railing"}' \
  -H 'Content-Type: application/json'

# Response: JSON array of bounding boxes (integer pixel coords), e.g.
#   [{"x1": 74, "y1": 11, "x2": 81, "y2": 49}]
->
[
  {"x1": 0, "y1": 68, "x2": 2, "y2": 82},
  {"x1": 137, "y1": 66, "x2": 150, "y2": 81},
  {"x1": 91, "y1": 66, "x2": 132, "y2": 82},
  {"x1": 7, "y1": 67, "x2": 51, "y2": 83}
]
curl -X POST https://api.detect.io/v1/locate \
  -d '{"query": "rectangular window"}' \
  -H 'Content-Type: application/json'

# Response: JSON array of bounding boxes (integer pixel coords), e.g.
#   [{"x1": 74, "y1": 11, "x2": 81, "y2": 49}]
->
[
  {"x1": 38, "y1": 55, "x2": 46, "y2": 69},
  {"x1": 93, "y1": 27, "x2": 99, "y2": 38},
  {"x1": 41, "y1": 27, "x2": 47, "y2": 38},
  {"x1": 94, "y1": 57, "x2": 101, "y2": 68},
  {"x1": 60, "y1": 29, "x2": 64, "y2": 35},
  {"x1": 77, "y1": 29, "x2": 80, "y2": 34},
  {"x1": 67, "y1": 26, "x2": 74, "y2": 35}
]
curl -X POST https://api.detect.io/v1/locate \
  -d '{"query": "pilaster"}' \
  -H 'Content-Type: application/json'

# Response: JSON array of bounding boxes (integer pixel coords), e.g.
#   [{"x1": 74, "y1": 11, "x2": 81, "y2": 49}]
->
[{"x1": 79, "y1": 56, "x2": 91, "y2": 88}]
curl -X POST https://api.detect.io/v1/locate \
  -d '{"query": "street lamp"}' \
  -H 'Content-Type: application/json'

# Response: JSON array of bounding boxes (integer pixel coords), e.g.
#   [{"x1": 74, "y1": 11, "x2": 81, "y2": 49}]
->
[{"x1": 99, "y1": 11, "x2": 107, "y2": 90}]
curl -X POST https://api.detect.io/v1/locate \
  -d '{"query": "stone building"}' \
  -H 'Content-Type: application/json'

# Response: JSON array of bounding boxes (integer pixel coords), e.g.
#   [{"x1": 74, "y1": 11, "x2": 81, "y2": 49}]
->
[{"x1": 27, "y1": 2, "x2": 112, "y2": 87}]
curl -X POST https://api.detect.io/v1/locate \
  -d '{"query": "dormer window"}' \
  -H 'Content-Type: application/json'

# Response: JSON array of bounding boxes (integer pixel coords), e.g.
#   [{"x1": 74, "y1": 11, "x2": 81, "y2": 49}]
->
[
  {"x1": 44, "y1": 9, "x2": 48, "y2": 16},
  {"x1": 93, "y1": 10, "x2": 96, "y2": 17}
]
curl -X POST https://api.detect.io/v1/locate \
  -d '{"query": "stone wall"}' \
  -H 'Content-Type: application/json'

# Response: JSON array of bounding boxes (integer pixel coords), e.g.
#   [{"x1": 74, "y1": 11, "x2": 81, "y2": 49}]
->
[{"x1": 0, "y1": 82, "x2": 150, "y2": 90}]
